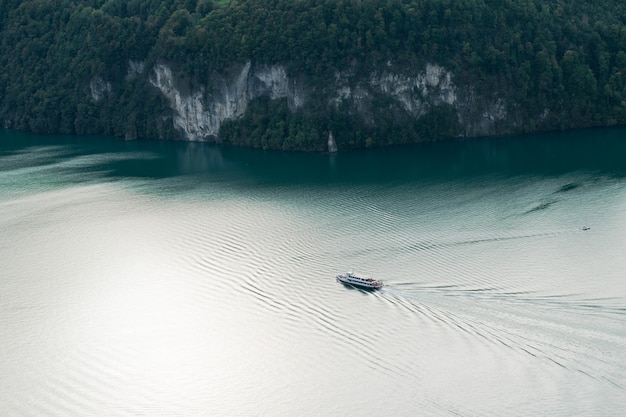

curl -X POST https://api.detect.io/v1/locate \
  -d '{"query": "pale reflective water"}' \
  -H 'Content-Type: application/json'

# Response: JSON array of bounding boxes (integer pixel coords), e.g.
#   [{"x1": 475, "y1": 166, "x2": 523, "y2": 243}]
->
[{"x1": 1, "y1": 129, "x2": 626, "y2": 416}]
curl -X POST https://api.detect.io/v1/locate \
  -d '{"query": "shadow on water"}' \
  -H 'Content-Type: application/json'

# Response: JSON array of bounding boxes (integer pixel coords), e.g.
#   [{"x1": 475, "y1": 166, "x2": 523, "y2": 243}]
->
[
  {"x1": 554, "y1": 182, "x2": 581, "y2": 193},
  {"x1": 2, "y1": 126, "x2": 626, "y2": 189},
  {"x1": 523, "y1": 199, "x2": 559, "y2": 214}
]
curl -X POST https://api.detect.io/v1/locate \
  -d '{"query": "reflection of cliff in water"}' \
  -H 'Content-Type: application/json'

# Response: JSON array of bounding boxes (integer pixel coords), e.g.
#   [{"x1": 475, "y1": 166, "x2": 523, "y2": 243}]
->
[
  {"x1": 454, "y1": 127, "x2": 626, "y2": 177},
  {"x1": 2, "y1": 126, "x2": 624, "y2": 189},
  {"x1": 208, "y1": 126, "x2": 626, "y2": 186}
]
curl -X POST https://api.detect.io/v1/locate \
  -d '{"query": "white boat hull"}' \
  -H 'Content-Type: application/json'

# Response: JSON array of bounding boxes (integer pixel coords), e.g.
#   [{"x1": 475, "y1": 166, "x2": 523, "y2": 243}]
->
[{"x1": 336, "y1": 273, "x2": 383, "y2": 289}]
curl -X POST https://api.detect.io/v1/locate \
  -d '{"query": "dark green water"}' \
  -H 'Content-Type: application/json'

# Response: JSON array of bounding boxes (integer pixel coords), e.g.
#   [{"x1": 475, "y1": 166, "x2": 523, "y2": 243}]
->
[{"x1": 1, "y1": 128, "x2": 625, "y2": 416}]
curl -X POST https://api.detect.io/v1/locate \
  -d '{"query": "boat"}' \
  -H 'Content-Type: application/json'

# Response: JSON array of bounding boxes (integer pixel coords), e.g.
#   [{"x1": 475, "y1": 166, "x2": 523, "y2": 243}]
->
[
  {"x1": 336, "y1": 271, "x2": 383, "y2": 289},
  {"x1": 582, "y1": 226, "x2": 590, "y2": 231}
]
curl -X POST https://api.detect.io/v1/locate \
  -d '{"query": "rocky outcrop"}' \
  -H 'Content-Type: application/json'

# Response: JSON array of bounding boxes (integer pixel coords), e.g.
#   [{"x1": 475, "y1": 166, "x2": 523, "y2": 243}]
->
[
  {"x1": 331, "y1": 63, "x2": 510, "y2": 137},
  {"x1": 126, "y1": 60, "x2": 145, "y2": 79},
  {"x1": 327, "y1": 131, "x2": 338, "y2": 153},
  {"x1": 89, "y1": 76, "x2": 111, "y2": 101},
  {"x1": 149, "y1": 62, "x2": 306, "y2": 141},
  {"x1": 149, "y1": 61, "x2": 513, "y2": 144},
  {"x1": 332, "y1": 63, "x2": 457, "y2": 117}
]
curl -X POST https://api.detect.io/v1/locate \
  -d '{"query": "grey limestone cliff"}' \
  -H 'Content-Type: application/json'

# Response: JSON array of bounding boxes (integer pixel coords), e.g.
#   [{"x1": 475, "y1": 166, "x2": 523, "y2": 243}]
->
[
  {"x1": 148, "y1": 61, "x2": 515, "y2": 149},
  {"x1": 149, "y1": 62, "x2": 306, "y2": 141}
]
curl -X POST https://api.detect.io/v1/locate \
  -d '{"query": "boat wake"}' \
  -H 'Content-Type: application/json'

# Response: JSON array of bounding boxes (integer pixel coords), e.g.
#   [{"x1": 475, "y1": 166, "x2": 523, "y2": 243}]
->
[{"x1": 380, "y1": 282, "x2": 626, "y2": 390}]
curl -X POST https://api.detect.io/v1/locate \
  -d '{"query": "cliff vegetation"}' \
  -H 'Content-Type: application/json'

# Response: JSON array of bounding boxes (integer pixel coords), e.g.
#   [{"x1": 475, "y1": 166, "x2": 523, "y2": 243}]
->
[{"x1": 1, "y1": 0, "x2": 626, "y2": 150}]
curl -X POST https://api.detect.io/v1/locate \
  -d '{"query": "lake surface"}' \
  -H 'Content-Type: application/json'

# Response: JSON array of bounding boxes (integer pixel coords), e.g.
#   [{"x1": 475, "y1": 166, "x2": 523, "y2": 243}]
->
[{"x1": 1, "y1": 128, "x2": 626, "y2": 416}]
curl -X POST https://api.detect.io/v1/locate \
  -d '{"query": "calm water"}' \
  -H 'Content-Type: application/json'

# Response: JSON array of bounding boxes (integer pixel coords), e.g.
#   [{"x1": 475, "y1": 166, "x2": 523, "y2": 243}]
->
[{"x1": 1, "y1": 128, "x2": 626, "y2": 416}]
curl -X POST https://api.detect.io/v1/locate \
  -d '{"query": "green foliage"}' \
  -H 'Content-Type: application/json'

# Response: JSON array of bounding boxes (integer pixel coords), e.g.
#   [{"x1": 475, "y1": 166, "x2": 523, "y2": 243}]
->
[
  {"x1": 220, "y1": 97, "x2": 325, "y2": 151},
  {"x1": 1, "y1": 0, "x2": 626, "y2": 149}
]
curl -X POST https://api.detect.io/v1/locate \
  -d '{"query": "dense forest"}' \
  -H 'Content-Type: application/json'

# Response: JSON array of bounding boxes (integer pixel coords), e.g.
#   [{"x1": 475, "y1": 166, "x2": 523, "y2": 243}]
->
[{"x1": 1, "y1": 0, "x2": 626, "y2": 150}]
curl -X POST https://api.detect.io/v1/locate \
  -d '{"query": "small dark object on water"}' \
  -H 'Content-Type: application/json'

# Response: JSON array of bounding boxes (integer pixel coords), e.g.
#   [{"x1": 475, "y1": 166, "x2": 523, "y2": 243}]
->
[{"x1": 581, "y1": 226, "x2": 590, "y2": 231}]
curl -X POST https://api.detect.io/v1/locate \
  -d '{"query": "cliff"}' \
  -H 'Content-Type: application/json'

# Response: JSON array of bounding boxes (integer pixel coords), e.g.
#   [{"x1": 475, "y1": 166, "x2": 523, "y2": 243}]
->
[
  {"x1": 149, "y1": 62, "x2": 307, "y2": 141},
  {"x1": 148, "y1": 60, "x2": 511, "y2": 151}
]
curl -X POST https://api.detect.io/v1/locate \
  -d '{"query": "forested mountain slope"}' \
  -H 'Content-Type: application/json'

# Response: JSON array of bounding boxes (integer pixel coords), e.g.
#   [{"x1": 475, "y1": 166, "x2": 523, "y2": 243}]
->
[{"x1": 1, "y1": 0, "x2": 625, "y2": 150}]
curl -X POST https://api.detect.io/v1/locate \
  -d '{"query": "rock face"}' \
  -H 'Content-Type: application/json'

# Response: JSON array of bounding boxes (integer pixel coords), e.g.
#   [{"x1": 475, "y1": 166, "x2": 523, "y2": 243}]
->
[
  {"x1": 331, "y1": 63, "x2": 513, "y2": 137},
  {"x1": 149, "y1": 61, "x2": 513, "y2": 144},
  {"x1": 149, "y1": 62, "x2": 306, "y2": 141},
  {"x1": 332, "y1": 63, "x2": 457, "y2": 117},
  {"x1": 90, "y1": 76, "x2": 111, "y2": 101},
  {"x1": 327, "y1": 131, "x2": 338, "y2": 153}
]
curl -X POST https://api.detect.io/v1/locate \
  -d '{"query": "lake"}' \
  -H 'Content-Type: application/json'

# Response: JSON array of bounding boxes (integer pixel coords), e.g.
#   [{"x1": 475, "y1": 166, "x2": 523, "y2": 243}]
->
[{"x1": 1, "y1": 128, "x2": 625, "y2": 416}]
